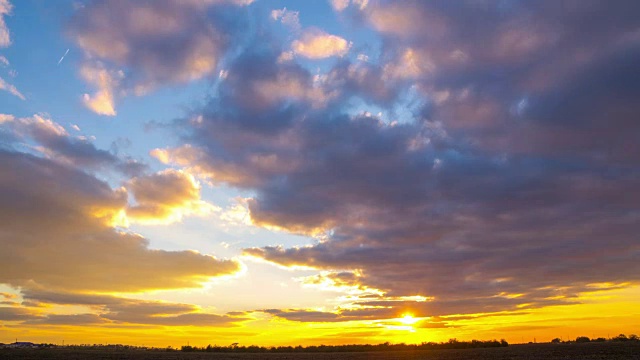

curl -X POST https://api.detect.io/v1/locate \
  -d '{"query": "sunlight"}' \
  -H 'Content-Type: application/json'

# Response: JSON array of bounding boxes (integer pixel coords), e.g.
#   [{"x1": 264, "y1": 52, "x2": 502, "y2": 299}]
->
[{"x1": 399, "y1": 313, "x2": 418, "y2": 325}]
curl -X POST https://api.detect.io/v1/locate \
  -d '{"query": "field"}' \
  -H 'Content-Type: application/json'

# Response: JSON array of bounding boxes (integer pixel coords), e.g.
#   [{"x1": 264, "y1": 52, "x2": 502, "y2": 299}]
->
[{"x1": 1, "y1": 342, "x2": 639, "y2": 360}]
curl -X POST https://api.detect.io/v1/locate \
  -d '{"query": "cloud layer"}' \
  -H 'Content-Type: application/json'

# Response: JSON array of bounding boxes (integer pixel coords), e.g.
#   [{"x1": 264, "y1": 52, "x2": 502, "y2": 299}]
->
[
  {"x1": 0, "y1": 115, "x2": 239, "y2": 293},
  {"x1": 154, "y1": 0, "x2": 640, "y2": 320}
]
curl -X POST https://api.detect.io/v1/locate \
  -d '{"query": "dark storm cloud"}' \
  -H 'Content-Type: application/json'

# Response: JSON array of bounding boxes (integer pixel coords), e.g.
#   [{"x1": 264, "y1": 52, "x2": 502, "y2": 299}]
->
[{"x1": 153, "y1": 0, "x2": 640, "y2": 319}]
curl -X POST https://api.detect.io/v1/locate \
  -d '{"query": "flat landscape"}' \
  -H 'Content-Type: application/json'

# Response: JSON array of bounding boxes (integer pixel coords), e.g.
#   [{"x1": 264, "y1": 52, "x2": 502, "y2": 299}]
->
[{"x1": 1, "y1": 342, "x2": 640, "y2": 360}]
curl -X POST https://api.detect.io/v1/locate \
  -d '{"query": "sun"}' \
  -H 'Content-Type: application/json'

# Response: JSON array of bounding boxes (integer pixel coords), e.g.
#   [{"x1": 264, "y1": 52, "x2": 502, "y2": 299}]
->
[{"x1": 399, "y1": 313, "x2": 418, "y2": 325}]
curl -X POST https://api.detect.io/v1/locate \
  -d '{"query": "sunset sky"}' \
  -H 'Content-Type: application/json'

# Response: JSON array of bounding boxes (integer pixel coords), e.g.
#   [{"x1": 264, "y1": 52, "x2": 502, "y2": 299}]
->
[{"x1": 1, "y1": 0, "x2": 639, "y2": 347}]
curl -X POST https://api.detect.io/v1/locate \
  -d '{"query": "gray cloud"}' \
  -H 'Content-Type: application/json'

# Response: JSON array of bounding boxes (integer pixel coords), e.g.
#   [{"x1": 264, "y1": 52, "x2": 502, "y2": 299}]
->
[
  {"x1": 0, "y1": 307, "x2": 41, "y2": 322},
  {"x1": 119, "y1": 0, "x2": 640, "y2": 319},
  {"x1": 20, "y1": 288, "x2": 250, "y2": 327},
  {"x1": 261, "y1": 307, "x2": 393, "y2": 323},
  {"x1": 24, "y1": 314, "x2": 108, "y2": 326},
  {"x1": 68, "y1": 0, "x2": 252, "y2": 114},
  {"x1": 0, "y1": 149, "x2": 239, "y2": 292},
  {"x1": 1, "y1": 114, "x2": 146, "y2": 176}
]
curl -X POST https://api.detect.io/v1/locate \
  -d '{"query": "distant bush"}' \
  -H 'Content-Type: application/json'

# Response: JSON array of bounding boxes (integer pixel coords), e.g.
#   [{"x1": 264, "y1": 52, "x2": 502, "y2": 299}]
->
[
  {"x1": 575, "y1": 336, "x2": 590, "y2": 343},
  {"x1": 612, "y1": 334, "x2": 628, "y2": 342},
  {"x1": 549, "y1": 333, "x2": 639, "y2": 344},
  {"x1": 180, "y1": 345, "x2": 195, "y2": 352}
]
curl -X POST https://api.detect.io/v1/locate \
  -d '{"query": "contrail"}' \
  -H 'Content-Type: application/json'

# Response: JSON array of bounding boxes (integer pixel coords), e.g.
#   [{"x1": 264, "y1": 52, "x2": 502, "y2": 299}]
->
[{"x1": 57, "y1": 49, "x2": 70, "y2": 65}]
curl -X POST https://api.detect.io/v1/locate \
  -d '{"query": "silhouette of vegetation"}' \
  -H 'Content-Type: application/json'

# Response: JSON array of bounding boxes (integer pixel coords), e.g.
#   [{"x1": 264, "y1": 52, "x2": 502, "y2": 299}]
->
[
  {"x1": 575, "y1": 336, "x2": 590, "y2": 343},
  {"x1": 548, "y1": 334, "x2": 640, "y2": 345},
  {"x1": 3, "y1": 333, "x2": 639, "y2": 355},
  {"x1": 176, "y1": 339, "x2": 509, "y2": 353}
]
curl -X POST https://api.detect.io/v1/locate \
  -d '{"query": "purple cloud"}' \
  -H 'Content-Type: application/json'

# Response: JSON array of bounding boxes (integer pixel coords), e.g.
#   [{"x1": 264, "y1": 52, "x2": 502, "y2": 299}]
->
[{"x1": 118, "y1": 0, "x2": 640, "y2": 319}]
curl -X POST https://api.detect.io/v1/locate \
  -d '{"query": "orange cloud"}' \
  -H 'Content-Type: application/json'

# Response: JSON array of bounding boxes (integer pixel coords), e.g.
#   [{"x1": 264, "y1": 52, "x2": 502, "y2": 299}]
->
[
  {"x1": 80, "y1": 63, "x2": 121, "y2": 116},
  {"x1": 292, "y1": 29, "x2": 350, "y2": 59},
  {"x1": 0, "y1": 123, "x2": 240, "y2": 292},
  {"x1": 126, "y1": 169, "x2": 219, "y2": 225}
]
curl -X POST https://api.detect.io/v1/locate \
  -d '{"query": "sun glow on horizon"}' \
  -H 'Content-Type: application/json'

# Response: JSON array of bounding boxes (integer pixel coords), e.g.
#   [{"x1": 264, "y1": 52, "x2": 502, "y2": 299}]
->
[{"x1": 399, "y1": 313, "x2": 419, "y2": 325}]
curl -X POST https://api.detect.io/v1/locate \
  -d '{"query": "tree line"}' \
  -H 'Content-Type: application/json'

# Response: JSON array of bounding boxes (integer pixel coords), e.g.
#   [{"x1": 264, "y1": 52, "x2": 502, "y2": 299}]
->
[
  {"x1": 551, "y1": 334, "x2": 639, "y2": 344},
  {"x1": 178, "y1": 338, "x2": 509, "y2": 353}
]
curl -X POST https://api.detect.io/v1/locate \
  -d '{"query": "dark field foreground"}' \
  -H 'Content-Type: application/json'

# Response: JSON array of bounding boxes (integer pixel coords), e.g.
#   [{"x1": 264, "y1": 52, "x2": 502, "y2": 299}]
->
[{"x1": 1, "y1": 342, "x2": 639, "y2": 360}]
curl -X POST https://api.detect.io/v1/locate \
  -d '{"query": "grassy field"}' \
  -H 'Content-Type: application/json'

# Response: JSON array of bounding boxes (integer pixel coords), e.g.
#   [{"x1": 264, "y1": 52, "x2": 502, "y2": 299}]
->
[{"x1": 1, "y1": 342, "x2": 639, "y2": 360}]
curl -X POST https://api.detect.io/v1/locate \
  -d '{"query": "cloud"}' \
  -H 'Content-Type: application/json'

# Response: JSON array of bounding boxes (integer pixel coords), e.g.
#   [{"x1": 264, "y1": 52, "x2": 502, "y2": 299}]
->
[
  {"x1": 0, "y1": 76, "x2": 24, "y2": 100},
  {"x1": 292, "y1": 29, "x2": 350, "y2": 59},
  {"x1": 366, "y1": 2, "x2": 446, "y2": 39},
  {"x1": 330, "y1": 0, "x2": 349, "y2": 12},
  {"x1": 330, "y1": 0, "x2": 368, "y2": 12},
  {"x1": 271, "y1": 7, "x2": 300, "y2": 31},
  {"x1": 260, "y1": 308, "x2": 385, "y2": 323},
  {"x1": 324, "y1": 60, "x2": 406, "y2": 106},
  {"x1": 153, "y1": 0, "x2": 640, "y2": 320},
  {"x1": 19, "y1": 288, "x2": 250, "y2": 327},
  {"x1": 80, "y1": 62, "x2": 120, "y2": 116},
  {"x1": 25, "y1": 314, "x2": 108, "y2": 326},
  {"x1": 0, "y1": 0, "x2": 12, "y2": 48},
  {"x1": 0, "y1": 307, "x2": 41, "y2": 322},
  {"x1": 359, "y1": 0, "x2": 640, "y2": 162},
  {"x1": 262, "y1": 309, "x2": 342, "y2": 322},
  {"x1": 1, "y1": 114, "x2": 146, "y2": 176},
  {"x1": 0, "y1": 150, "x2": 240, "y2": 292},
  {"x1": 0, "y1": 292, "x2": 16, "y2": 300},
  {"x1": 0, "y1": 113, "x2": 14, "y2": 123},
  {"x1": 126, "y1": 169, "x2": 219, "y2": 224},
  {"x1": 69, "y1": 0, "x2": 252, "y2": 115},
  {"x1": 0, "y1": 1, "x2": 22, "y2": 101},
  {"x1": 0, "y1": 114, "x2": 240, "y2": 292}
]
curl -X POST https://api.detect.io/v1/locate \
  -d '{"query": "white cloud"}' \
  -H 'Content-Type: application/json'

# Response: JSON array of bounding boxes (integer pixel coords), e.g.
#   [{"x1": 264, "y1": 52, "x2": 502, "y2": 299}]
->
[
  {"x1": 0, "y1": 0, "x2": 12, "y2": 48},
  {"x1": 0, "y1": 76, "x2": 24, "y2": 100},
  {"x1": 330, "y1": 0, "x2": 349, "y2": 12},
  {"x1": 329, "y1": 0, "x2": 367, "y2": 12},
  {"x1": 271, "y1": 7, "x2": 300, "y2": 31}
]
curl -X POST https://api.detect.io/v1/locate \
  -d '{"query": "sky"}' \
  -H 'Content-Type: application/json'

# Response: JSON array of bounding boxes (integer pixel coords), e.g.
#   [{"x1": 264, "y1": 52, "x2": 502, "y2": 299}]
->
[{"x1": 1, "y1": 0, "x2": 639, "y2": 348}]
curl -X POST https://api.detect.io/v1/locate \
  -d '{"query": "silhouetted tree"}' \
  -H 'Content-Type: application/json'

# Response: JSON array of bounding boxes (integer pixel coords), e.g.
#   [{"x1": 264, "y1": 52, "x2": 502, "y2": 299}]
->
[
  {"x1": 575, "y1": 336, "x2": 590, "y2": 343},
  {"x1": 612, "y1": 334, "x2": 628, "y2": 342}
]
